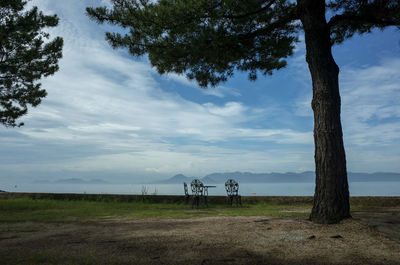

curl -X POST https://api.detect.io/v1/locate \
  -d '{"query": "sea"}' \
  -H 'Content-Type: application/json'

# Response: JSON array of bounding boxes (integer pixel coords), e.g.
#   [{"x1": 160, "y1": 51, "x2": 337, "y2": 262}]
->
[{"x1": 2, "y1": 182, "x2": 400, "y2": 196}]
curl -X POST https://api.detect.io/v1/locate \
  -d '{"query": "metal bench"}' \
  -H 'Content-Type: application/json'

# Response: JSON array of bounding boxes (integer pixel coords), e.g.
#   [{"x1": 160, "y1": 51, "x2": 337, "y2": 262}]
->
[
  {"x1": 191, "y1": 179, "x2": 204, "y2": 208},
  {"x1": 183, "y1": 182, "x2": 190, "y2": 204},
  {"x1": 225, "y1": 179, "x2": 242, "y2": 206}
]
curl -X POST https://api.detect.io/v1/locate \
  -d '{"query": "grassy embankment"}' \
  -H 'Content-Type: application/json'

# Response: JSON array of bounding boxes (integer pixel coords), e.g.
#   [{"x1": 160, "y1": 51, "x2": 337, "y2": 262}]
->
[
  {"x1": 0, "y1": 197, "x2": 311, "y2": 222},
  {"x1": 1, "y1": 194, "x2": 398, "y2": 222}
]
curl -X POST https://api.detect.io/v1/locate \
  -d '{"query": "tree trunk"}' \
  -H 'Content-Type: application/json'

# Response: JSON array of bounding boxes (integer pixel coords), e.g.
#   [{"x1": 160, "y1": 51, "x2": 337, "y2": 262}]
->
[{"x1": 297, "y1": 0, "x2": 351, "y2": 224}]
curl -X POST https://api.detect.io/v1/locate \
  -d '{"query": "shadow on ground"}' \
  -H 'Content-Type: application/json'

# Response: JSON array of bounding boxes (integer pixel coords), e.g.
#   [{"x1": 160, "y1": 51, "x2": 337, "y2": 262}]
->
[{"x1": 1, "y1": 210, "x2": 400, "y2": 265}]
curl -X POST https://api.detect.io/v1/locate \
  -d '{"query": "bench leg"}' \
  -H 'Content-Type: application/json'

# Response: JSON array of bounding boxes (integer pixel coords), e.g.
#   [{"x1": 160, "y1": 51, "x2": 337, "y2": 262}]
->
[
  {"x1": 192, "y1": 196, "x2": 199, "y2": 208},
  {"x1": 235, "y1": 195, "x2": 242, "y2": 207}
]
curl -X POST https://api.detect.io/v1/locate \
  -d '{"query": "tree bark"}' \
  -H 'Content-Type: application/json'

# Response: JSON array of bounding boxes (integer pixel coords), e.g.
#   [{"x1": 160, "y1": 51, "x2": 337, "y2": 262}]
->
[{"x1": 297, "y1": 0, "x2": 351, "y2": 224}]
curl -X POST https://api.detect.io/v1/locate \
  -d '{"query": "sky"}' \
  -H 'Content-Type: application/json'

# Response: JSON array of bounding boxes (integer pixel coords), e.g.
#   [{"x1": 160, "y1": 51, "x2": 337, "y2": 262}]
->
[{"x1": 1, "y1": 0, "x2": 400, "y2": 184}]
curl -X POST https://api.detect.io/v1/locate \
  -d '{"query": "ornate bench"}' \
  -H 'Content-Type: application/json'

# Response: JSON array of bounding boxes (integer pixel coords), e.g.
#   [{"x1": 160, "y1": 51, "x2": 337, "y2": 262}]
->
[
  {"x1": 191, "y1": 179, "x2": 204, "y2": 207},
  {"x1": 183, "y1": 182, "x2": 190, "y2": 204},
  {"x1": 225, "y1": 179, "x2": 242, "y2": 206}
]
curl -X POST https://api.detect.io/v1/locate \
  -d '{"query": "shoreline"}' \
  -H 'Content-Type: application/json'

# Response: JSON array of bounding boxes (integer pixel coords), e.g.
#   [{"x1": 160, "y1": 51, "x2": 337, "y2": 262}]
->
[{"x1": 1, "y1": 192, "x2": 400, "y2": 206}]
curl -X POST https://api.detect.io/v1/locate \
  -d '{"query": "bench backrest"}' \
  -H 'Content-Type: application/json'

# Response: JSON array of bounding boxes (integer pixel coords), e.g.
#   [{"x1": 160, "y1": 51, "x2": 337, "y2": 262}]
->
[
  {"x1": 183, "y1": 182, "x2": 189, "y2": 196},
  {"x1": 191, "y1": 179, "x2": 204, "y2": 196},
  {"x1": 225, "y1": 179, "x2": 239, "y2": 196}
]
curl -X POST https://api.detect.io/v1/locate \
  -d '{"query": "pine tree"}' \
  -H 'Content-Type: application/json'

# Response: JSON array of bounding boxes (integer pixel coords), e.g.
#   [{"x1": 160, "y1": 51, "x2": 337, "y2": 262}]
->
[
  {"x1": 87, "y1": 0, "x2": 400, "y2": 223},
  {"x1": 0, "y1": 0, "x2": 63, "y2": 127}
]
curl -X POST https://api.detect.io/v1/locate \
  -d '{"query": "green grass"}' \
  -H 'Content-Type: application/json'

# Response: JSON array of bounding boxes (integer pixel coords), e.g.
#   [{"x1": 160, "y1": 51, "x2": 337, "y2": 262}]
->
[{"x1": 0, "y1": 198, "x2": 311, "y2": 222}]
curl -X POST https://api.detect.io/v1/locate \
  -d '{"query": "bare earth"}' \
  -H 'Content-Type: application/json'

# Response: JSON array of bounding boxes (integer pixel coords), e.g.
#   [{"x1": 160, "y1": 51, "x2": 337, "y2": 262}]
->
[{"x1": 1, "y1": 211, "x2": 400, "y2": 265}]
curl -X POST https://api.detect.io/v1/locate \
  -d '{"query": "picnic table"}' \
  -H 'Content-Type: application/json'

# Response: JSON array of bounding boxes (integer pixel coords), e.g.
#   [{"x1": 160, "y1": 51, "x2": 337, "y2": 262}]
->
[
  {"x1": 203, "y1": 185, "x2": 216, "y2": 196},
  {"x1": 202, "y1": 185, "x2": 216, "y2": 206},
  {"x1": 190, "y1": 179, "x2": 216, "y2": 207}
]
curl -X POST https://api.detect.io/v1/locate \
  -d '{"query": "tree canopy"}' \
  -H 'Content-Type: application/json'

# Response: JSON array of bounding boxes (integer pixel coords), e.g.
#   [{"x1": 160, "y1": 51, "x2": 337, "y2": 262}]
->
[
  {"x1": 87, "y1": 0, "x2": 399, "y2": 87},
  {"x1": 0, "y1": 0, "x2": 63, "y2": 127}
]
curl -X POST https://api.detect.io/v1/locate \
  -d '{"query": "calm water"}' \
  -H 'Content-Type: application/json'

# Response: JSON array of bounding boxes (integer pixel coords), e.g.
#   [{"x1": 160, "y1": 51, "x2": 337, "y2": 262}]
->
[{"x1": 2, "y1": 182, "x2": 400, "y2": 196}]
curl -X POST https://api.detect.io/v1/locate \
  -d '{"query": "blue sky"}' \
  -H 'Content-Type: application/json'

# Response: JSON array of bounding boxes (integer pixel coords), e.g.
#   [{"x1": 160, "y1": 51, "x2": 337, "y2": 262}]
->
[{"x1": 1, "y1": 0, "x2": 400, "y2": 184}]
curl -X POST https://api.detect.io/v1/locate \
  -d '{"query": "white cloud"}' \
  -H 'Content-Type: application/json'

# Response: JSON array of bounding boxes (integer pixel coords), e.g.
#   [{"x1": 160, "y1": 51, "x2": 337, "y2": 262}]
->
[
  {"x1": 0, "y1": 143, "x2": 314, "y2": 179},
  {"x1": 162, "y1": 72, "x2": 241, "y2": 98},
  {"x1": 4, "y1": 0, "x2": 400, "y2": 183},
  {"x1": 0, "y1": 0, "x2": 318, "y2": 182},
  {"x1": 341, "y1": 58, "x2": 400, "y2": 147},
  {"x1": 203, "y1": 102, "x2": 247, "y2": 117},
  {"x1": 200, "y1": 86, "x2": 242, "y2": 98},
  {"x1": 231, "y1": 128, "x2": 313, "y2": 144}
]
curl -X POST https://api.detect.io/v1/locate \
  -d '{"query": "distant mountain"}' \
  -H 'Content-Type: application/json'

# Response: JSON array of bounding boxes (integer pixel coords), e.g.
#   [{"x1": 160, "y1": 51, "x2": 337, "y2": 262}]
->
[
  {"x1": 37, "y1": 178, "x2": 110, "y2": 184},
  {"x1": 157, "y1": 174, "x2": 193, "y2": 184},
  {"x1": 33, "y1": 179, "x2": 51, "y2": 184},
  {"x1": 348, "y1": 172, "x2": 400, "y2": 182},
  {"x1": 201, "y1": 175, "x2": 218, "y2": 184},
  {"x1": 88, "y1": 178, "x2": 109, "y2": 184},
  {"x1": 202, "y1": 171, "x2": 315, "y2": 183},
  {"x1": 157, "y1": 171, "x2": 400, "y2": 184},
  {"x1": 55, "y1": 178, "x2": 85, "y2": 184}
]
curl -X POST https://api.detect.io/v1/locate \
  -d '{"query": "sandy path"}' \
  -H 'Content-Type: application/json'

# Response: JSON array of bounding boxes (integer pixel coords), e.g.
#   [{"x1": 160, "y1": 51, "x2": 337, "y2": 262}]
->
[{"x1": 1, "y1": 214, "x2": 400, "y2": 265}]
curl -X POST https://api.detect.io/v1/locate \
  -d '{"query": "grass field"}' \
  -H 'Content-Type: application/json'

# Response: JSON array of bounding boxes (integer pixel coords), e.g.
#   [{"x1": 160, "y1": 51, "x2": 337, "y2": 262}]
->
[
  {"x1": 0, "y1": 198, "x2": 311, "y2": 222},
  {"x1": 1, "y1": 197, "x2": 399, "y2": 265}
]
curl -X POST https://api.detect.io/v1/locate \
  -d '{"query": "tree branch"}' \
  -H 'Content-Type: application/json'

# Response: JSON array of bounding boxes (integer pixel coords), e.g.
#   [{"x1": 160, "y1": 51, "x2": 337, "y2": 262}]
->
[
  {"x1": 328, "y1": 12, "x2": 398, "y2": 29},
  {"x1": 237, "y1": 8, "x2": 298, "y2": 40},
  {"x1": 222, "y1": 0, "x2": 277, "y2": 19}
]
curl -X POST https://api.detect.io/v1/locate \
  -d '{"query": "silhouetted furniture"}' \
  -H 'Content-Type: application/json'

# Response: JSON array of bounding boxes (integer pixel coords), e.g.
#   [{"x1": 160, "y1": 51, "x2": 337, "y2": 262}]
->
[
  {"x1": 183, "y1": 182, "x2": 190, "y2": 204},
  {"x1": 225, "y1": 179, "x2": 242, "y2": 206},
  {"x1": 202, "y1": 185, "x2": 216, "y2": 206},
  {"x1": 191, "y1": 179, "x2": 204, "y2": 208}
]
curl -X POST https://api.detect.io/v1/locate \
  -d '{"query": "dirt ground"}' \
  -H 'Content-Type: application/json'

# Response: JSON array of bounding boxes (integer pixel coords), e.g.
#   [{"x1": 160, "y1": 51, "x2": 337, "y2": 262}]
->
[{"x1": 1, "y1": 210, "x2": 400, "y2": 265}]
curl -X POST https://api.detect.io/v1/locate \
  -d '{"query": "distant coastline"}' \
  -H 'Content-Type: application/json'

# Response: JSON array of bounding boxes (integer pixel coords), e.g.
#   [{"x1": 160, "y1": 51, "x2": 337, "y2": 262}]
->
[
  {"x1": 33, "y1": 178, "x2": 109, "y2": 185},
  {"x1": 155, "y1": 171, "x2": 400, "y2": 184},
  {"x1": 29, "y1": 172, "x2": 400, "y2": 186}
]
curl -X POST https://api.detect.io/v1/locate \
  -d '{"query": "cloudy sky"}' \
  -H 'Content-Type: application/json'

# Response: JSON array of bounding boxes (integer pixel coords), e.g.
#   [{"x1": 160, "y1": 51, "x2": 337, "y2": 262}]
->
[{"x1": 1, "y1": 0, "x2": 400, "y2": 184}]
